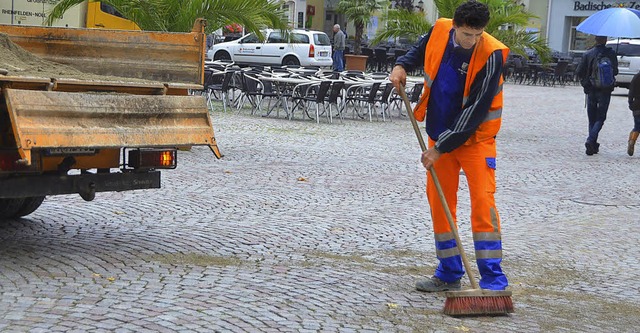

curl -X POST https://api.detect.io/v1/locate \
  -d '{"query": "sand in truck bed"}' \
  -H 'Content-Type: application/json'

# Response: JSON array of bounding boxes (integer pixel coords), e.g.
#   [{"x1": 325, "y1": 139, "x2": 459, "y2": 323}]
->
[{"x1": 0, "y1": 33, "x2": 160, "y2": 84}]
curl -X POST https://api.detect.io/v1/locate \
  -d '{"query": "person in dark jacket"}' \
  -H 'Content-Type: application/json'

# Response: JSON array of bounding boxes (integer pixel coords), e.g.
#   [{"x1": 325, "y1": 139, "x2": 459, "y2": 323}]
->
[
  {"x1": 576, "y1": 35, "x2": 618, "y2": 155},
  {"x1": 627, "y1": 72, "x2": 640, "y2": 156}
]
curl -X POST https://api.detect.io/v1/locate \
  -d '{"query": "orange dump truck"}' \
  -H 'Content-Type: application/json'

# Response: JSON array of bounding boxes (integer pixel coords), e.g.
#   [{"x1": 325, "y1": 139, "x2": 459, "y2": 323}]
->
[{"x1": 0, "y1": 19, "x2": 221, "y2": 220}]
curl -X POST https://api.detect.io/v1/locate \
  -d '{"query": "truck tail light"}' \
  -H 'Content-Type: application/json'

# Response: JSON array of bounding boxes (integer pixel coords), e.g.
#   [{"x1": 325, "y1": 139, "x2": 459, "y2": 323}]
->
[
  {"x1": 127, "y1": 149, "x2": 177, "y2": 170},
  {"x1": 309, "y1": 44, "x2": 315, "y2": 58}
]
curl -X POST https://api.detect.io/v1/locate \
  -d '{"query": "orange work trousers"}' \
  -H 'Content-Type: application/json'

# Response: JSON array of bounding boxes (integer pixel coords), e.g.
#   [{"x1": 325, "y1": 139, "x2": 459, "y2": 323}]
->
[{"x1": 427, "y1": 137, "x2": 500, "y2": 236}]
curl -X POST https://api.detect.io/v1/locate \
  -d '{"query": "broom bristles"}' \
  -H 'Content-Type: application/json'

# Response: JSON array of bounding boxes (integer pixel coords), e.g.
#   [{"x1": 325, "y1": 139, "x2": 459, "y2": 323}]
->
[{"x1": 443, "y1": 292, "x2": 514, "y2": 316}]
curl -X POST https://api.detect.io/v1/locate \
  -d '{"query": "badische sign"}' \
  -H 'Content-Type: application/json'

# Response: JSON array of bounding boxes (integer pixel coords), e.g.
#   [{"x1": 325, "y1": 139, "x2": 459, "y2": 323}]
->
[{"x1": 574, "y1": 1, "x2": 640, "y2": 10}]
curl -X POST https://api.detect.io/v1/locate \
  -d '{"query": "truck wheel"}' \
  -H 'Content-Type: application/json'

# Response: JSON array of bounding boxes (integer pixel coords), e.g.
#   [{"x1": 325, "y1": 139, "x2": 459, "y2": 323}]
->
[
  {"x1": 14, "y1": 196, "x2": 45, "y2": 218},
  {"x1": 0, "y1": 198, "x2": 25, "y2": 219},
  {"x1": 214, "y1": 51, "x2": 231, "y2": 61},
  {"x1": 282, "y1": 56, "x2": 300, "y2": 66}
]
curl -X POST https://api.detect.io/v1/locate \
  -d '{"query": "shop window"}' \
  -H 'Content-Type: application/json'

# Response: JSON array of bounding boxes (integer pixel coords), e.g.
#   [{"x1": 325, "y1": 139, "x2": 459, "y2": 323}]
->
[{"x1": 569, "y1": 17, "x2": 590, "y2": 52}]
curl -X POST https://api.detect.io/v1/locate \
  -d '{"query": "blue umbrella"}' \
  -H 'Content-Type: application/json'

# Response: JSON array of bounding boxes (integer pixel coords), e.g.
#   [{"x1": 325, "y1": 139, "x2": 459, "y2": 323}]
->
[{"x1": 577, "y1": 7, "x2": 640, "y2": 38}]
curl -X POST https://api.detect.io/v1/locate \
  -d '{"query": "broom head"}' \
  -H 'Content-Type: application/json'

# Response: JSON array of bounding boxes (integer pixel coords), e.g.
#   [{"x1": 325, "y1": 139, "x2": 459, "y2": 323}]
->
[{"x1": 443, "y1": 289, "x2": 514, "y2": 316}]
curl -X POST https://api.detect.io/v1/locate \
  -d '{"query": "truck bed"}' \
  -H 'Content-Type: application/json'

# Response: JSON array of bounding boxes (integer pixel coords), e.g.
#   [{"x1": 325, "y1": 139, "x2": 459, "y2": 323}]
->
[
  {"x1": 0, "y1": 20, "x2": 221, "y2": 166},
  {"x1": 0, "y1": 21, "x2": 207, "y2": 85}
]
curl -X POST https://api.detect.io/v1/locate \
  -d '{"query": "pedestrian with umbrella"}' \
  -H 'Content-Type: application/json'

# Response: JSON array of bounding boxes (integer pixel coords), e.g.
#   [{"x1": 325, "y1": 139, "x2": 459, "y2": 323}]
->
[
  {"x1": 576, "y1": 35, "x2": 618, "y2": 155},
  {"x1": 576, "y1": 7, "x2": 640, "y2": 155}
]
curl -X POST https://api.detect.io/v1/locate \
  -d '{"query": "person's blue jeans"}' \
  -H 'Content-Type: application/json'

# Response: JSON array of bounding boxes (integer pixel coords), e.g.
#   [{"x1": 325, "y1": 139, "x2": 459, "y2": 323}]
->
[
  {"x1": 333, "y1": 49, "x2": 344, "y2": 72},
  {"x1": 633, "y1": 113, "x2": 640, "y2": 132},
  {"x1": 586, "y1": 89, "x2": 611, "y2": 144}
]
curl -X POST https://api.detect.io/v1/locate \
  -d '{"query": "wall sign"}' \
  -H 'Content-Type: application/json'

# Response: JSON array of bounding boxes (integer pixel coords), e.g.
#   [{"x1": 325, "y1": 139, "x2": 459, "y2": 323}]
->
[{"x1": 574, "y1": 1, "x2": 640, "y2": 10}]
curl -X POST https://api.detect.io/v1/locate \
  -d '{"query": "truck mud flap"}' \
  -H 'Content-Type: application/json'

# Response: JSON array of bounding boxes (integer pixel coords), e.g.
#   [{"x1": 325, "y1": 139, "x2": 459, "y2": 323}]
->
[
  {"x1": 3, "y1": 88, "x2": 221, "y2": 165},
  {"x1": 0, "y1": 171, "x2": 160, "y2": 199}
]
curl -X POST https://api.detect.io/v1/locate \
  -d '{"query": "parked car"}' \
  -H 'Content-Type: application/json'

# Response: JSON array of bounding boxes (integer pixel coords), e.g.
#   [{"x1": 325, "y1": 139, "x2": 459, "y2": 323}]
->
[
  {"x1": 207, "y1": 29, "x2": 333, "y2": 67},
  {"x1": 606, "y1": 39, "x2": 640, "y2": 89}
]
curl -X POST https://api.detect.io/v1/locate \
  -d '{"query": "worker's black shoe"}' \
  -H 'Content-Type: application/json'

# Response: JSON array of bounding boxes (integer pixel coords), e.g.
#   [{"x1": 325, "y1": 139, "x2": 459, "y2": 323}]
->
[{"x1": 416, "y1": 276, "x2": 461, "y2": 292}]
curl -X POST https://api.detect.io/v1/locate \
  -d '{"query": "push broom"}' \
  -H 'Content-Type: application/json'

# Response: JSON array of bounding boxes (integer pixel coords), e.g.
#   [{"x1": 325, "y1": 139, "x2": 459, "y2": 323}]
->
[{"x1": 398, "y1": 85, "x2": 514, "y2": 316}]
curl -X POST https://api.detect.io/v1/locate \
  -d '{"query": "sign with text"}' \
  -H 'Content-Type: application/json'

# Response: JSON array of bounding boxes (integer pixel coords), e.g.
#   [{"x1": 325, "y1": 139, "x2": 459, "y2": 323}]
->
[
  {"x1": 0, "y1": 0, "x2": 84, "y2": 27},
  {"x1": 574, "y1": 1, "x2": 640, "y2": 11}
]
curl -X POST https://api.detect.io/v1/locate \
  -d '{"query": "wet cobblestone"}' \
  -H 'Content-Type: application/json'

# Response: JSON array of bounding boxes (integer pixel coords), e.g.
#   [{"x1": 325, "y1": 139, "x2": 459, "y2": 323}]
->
[{"x1": 1, "y1": 83, "x2": 640, "y2": 332}]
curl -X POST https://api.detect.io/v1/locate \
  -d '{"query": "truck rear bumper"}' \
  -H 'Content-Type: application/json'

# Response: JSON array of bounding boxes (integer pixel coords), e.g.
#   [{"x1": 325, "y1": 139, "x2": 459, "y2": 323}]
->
[{"x1": 0, "y1": 171, "x2": 160, "y2": 199}]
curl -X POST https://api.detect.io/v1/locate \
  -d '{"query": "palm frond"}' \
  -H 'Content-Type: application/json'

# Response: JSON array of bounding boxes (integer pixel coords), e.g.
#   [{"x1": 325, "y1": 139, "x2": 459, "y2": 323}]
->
[
  {"x1": 478, "y1": 0, "x2": 551, "y2": 63},
  {"x1": 433, "y1": 0, "x2": 463, "y2": 18},
  {"x1": 46, "y1": 0, "x2": 89, "y2": 26},
  {"x1": 369, "y1": 9, "x2": 431, "y2": 46},
  {"x1": 47, "y1": 0, "x2": 289, "y2": 38},
  {"x1": 338, "y1": 0, "x2": 389, "y2": 54}
]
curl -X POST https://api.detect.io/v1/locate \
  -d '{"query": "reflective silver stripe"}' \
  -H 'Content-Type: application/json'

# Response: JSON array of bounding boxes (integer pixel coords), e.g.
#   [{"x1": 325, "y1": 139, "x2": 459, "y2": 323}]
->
[
  {"x1": 496, "y1": 83, "x2": 503, "y2": 96},
  {"x1": 473, "y1": 232, "x2": 502, "y2": 242},
  {"x1": 437, "y1": 247, "x2": 460, "y2": 258},
  {"x1": 483, "y1": 108, "x2": 502, "y2": 122},
  {"x1": 434, "y1": 232, "x2": 455, "y2": 242},
  {"x1": 490, "y1": 207, "x2": 499, "y2": 232},
  {"x1": 424, "y1": 73, "x2": 434, "y2": 88},
  {"x1": 475, "y1": 249, "x2": 502, "y2": 259}
]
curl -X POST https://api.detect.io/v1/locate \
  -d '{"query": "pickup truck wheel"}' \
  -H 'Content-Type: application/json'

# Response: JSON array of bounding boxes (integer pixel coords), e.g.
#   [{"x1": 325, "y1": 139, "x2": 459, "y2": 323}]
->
[
  {"x1": 282, "y1": 56, "x2": 300, "y2": 66},
  {"x1": 14, "y1": 196, "x2": 46, "y2": 218},
  {"x1": 0, "y1": 198, "x2": 25, "y2": 219},
  {"x1": 214, "y1": 51, "x2": 231, "y2": 61}
]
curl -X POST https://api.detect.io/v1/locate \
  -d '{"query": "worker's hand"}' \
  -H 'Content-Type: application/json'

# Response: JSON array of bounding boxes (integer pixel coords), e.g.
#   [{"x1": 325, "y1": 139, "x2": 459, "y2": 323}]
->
[
  {"x1": 421, "y1": 148, "x2": 441, "y2": 170},
  {"x1": 389, "y1": 65, "x2": 407, "y2": 91}
]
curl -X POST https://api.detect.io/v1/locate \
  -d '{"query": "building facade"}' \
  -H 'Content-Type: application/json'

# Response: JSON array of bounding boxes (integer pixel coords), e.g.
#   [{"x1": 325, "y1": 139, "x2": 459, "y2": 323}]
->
[
  {"x1": 544, "y1": 0, "x2": 640, "y2": 53},
  {"x1": 298, "y1": 0, "x2": 637, "y2": 54}
]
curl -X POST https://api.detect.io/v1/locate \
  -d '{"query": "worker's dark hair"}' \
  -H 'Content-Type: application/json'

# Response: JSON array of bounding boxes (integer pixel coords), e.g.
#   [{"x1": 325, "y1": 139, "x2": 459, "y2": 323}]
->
[{"x1": 453, "y1": 1, "x2": 490, "y2": 29}]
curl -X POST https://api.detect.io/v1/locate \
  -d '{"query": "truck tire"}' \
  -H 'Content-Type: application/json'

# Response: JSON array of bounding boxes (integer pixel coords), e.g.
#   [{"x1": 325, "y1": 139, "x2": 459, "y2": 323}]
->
[
  {"x1": 14, "y1": 196, "x2": 45, "y2": 218},
  {"x1": 0, "y1": 198, "x2": 25, "y2": 219}
]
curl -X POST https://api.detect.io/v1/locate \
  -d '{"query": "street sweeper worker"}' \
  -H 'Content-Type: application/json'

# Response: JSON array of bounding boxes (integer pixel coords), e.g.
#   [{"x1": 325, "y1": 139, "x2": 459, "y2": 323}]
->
[{"x1": 390, "y1": 0, "x2": 509, "y2": 292}]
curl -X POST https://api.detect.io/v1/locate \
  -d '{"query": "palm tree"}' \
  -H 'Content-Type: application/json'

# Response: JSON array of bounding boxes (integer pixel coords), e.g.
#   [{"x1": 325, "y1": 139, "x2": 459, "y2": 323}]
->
[
  {"x1": 370, "y1": 9, "x2": 432, "y2": 46},
  {"x1": 336, "y1": 0, "x2": 389, "y2": 55},
  {"x1": 371, "y1": 0, "x2": 551, "y2": 63},
  {"x1": 46, "y1": 0, "x2": 289, "y2": 38}
]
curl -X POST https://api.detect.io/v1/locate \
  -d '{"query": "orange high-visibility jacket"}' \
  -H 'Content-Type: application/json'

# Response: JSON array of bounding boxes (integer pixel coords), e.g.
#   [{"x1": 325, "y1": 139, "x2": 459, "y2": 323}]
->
[{"x1": 414, "y1": 18, "x2": 509, "y2": 151}]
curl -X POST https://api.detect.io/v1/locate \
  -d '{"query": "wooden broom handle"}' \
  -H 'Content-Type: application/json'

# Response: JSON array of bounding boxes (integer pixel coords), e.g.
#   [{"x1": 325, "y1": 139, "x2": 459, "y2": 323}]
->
[{"x1": 398, "y1": 85, "x2": 480, "y2": 289}]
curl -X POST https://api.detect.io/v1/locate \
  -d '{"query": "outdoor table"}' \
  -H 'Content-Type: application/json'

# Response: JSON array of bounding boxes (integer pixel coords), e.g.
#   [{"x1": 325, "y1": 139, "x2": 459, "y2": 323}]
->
[{"x1": 257, "y1": 75, "x2": 316, "y2": 119}]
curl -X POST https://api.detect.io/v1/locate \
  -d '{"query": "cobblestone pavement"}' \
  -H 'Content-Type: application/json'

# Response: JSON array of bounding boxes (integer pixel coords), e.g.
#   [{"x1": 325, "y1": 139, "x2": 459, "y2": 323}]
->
[{"x1": 1, "y1": 83, "x2": 640, "y2": 332}]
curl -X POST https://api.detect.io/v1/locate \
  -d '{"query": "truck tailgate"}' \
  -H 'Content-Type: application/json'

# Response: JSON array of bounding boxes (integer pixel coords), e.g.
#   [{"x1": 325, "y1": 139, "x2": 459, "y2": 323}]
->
[{"x1": 4, "y1": 88, "x2": 220, "y2": 165}]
